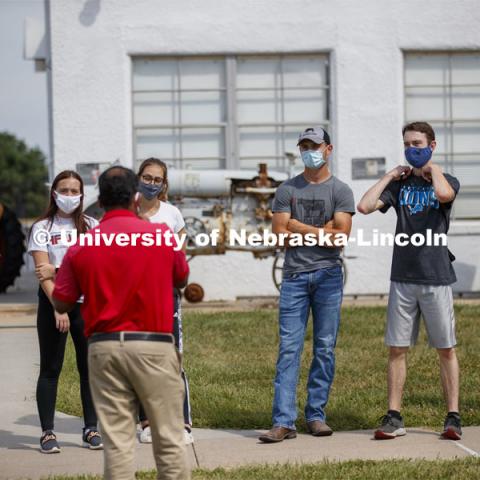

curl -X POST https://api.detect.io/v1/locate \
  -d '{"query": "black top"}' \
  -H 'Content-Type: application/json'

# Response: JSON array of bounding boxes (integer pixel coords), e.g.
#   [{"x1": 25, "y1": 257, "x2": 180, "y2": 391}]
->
[{"x1": 379, "y1": 173, "x2": 460, "y2": 285}]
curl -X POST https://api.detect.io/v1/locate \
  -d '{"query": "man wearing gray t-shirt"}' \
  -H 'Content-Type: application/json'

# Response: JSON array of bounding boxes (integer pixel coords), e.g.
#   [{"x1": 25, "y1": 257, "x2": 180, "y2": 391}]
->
[{"x1": 259, "y1": 127, "x2": 355, "y2": 443}]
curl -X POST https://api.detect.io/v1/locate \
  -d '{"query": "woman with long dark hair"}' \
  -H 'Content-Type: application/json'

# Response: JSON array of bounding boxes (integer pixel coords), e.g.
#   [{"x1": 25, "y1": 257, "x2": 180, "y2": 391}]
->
[
  {"x1": 28, "y1": 170, "x2": 103, "y2": 453},
  {"x1": 136, "y1": 158, "x2": 194, "y2": 445}
]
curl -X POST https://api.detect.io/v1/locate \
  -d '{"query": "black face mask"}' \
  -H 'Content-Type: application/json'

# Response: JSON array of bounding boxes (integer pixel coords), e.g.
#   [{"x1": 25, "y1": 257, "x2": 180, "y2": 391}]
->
[{"x1": 138, "y1": 181, "x2": 163, "y2": 201}]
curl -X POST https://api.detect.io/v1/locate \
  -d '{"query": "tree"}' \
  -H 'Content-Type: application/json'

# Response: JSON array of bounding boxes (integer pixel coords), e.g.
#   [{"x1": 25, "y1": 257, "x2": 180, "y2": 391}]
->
[{"x1": 0, "y1": 131, "x2": 48, "y2": 218}]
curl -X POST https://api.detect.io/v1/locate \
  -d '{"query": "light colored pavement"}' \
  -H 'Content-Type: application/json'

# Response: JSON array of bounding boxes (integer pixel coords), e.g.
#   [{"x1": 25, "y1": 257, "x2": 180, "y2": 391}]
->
[
  {"x1": 0, "y1": 319, "x2": 478, "y2": 479},
  {"x1": 193, "y1": 426, "x2": 480, "y2": 468}
]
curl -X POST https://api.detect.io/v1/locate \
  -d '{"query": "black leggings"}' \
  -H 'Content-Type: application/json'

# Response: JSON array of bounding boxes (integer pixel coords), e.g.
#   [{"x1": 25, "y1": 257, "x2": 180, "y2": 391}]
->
[{"x1": 36, "y1": 287, "x2": 97, "y2": 432}]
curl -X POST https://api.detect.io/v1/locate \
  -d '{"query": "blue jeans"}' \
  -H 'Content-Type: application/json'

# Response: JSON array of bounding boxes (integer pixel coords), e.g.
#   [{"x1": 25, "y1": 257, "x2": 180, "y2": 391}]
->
[{"x1": 272, "y1": 266, "x2": 343, "y2": 429}]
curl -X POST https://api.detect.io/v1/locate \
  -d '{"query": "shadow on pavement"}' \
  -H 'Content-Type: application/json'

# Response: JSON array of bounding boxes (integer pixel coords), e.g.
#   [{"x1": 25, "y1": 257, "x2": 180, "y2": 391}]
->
[
  {"x1": 0, "y1": 429, "x2": 80, "y2": 450},
  {"x1": 15, "y1": 414, "x2": 83, "y2": 435}
]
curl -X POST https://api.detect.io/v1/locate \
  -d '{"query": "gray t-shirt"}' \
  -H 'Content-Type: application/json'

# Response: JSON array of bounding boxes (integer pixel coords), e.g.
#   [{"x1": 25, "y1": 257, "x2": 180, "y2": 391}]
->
[{"x1": 272, "y1": 174, "x2": 355, "y2": 274}]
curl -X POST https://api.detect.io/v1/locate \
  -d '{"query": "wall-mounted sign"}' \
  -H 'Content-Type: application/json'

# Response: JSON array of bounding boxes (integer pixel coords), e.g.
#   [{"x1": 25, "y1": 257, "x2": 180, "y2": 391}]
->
[
  {"x1": 76, "y1": 163, "x2": 111, "y2": 186},
  {"x1": 352, "y1": 157, "x2": 386, "y2": 180}
]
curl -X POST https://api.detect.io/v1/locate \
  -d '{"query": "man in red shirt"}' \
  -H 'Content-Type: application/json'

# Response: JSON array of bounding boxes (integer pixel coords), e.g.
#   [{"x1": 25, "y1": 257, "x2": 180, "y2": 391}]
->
[{"x1": 53, "y1": 166, "x2": 190, "y2": 480}]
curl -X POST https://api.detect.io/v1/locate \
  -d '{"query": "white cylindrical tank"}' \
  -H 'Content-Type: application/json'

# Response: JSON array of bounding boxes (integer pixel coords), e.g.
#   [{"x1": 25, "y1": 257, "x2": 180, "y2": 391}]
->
[
  {"x1": 167, "y1": 169, "x2": 289, "y2": 198},
  {"x1": 83, "y1": 168, "x2": 291, "y2": 209}
]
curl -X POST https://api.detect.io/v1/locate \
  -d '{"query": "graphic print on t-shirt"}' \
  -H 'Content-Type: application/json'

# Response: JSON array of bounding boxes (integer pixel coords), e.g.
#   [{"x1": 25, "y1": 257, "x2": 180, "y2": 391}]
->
[
  {"x1": 399, "y1": 184, "x2": 439, "y2": 215},
  {"x1": 293, "y1": 198, "x2": 326, "y2": 226},
  {"x1": 50, "y1": 231, "x2": 73, "y2": 245}
]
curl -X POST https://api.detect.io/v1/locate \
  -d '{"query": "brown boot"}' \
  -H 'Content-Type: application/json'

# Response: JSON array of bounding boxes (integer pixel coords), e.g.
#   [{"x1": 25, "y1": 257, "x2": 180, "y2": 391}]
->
[
  {"x1": 307, "y1": 420, "x2": 333, "y2": 436},
  {"x1": 258, "y1": 426, "x2": 297, "y2": 443}
]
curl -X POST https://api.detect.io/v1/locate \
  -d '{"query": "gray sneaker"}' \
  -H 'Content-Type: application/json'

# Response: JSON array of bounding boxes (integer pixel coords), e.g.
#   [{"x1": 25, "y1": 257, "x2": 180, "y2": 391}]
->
[
  {"x1": 40, "y1": 430, "x2": 60, "y2": 453},
  {"x1": 441, "y1": 413, "x2": 462, "y2": 440},
  {"x1": 374, "y1": 413, "x2": 406, "y2": 440}
]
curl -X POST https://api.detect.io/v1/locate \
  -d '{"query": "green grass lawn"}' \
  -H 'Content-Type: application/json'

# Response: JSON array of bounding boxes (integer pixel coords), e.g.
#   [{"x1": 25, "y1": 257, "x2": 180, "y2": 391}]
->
[
  {"x1": 43, "y1": 458, "x2": 480, "y2": 480},
  {"x1": 58, "y1": 305, "x2": 480, "y2": 432}
]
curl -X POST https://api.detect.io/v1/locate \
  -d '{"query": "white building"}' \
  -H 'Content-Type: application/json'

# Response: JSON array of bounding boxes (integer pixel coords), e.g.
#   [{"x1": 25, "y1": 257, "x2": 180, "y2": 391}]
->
[{"x1": 41, "y1": 0, "x2": 480, "y2": 299}]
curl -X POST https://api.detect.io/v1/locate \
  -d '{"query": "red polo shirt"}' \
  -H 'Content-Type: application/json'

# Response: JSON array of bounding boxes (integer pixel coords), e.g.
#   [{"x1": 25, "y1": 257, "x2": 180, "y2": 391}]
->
[{"x1": 52, "y1": 209, "x2": 189, "y2": 337}]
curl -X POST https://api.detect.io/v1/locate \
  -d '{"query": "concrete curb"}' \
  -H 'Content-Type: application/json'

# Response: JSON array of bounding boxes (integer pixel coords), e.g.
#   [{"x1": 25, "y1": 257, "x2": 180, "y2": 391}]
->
[{"x1": 0, "y1": 303, "x2": 37, "y2": 314}]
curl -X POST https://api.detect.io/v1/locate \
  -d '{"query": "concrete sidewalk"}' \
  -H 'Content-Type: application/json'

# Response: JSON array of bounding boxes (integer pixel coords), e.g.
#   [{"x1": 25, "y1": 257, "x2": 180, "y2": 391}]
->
[
  {"x1": 0, "y1": 326, "x2": 478, "y2": 479},
  {"x1": 2, "y1": 426, "x2": 479, "y2": 480}
]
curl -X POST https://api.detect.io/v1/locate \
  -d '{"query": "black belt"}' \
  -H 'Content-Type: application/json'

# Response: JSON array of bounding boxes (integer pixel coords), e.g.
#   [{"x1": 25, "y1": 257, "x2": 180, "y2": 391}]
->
[{"x1": 89, "y1": 332, "x2": 174, "y2": 344}]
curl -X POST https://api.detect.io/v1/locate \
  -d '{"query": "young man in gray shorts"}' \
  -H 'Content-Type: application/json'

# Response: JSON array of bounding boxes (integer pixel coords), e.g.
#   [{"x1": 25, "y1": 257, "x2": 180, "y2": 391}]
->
[{"x1": 357, "y1": 121, "x2": 461, "y2": 440}]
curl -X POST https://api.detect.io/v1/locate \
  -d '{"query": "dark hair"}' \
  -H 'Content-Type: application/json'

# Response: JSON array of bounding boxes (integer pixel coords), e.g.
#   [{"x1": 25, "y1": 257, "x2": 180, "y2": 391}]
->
[
  {"x1": 402, "y1": 122, "x2": 435, "y2": 144},
  {"x1": 98, "y1": 166, "x2": 138, "y2": 210},
  {"x1": 31, "y1": 170, "x2": 88, "y2": 234},
  {"x1": 137, "y1": 157, "x2": 169, "y2": 201}
]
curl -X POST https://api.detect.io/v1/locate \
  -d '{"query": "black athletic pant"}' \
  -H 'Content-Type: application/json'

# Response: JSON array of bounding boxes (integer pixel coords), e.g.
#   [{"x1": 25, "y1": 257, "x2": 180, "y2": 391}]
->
[
  {"x1": 139, "y1": 291, "x2": 192, "y2": 427},
  {"x1": 36, "y1": 287, "x2": 97, "y2": 432}
]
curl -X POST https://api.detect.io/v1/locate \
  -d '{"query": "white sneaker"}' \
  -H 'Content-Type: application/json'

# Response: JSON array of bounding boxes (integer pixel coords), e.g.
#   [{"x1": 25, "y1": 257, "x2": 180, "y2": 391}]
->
[
  {"x1": 184, "y1": 427, "x2": 194, "y2": 445},
  {"x1": 139, "y1": 426, "x2": 152, "y2": 444}
]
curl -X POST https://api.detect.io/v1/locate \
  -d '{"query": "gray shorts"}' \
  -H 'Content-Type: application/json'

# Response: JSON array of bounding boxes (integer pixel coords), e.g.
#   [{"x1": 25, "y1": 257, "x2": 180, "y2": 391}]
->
[{"x1": 385, "y1": 282, "x2": 456, "y2": 349}]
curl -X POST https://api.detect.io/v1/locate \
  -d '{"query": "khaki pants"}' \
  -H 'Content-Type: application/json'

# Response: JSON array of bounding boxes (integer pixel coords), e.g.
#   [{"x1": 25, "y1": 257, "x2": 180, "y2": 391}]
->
[{"x1": 88, "y1": 338, "x2": 189, "y2": 480}]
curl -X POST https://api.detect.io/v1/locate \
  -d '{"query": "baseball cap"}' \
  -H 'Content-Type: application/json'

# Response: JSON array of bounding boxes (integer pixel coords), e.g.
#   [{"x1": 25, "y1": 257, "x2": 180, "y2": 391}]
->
[{"x1": 297, "y1": 126, "x2": 331, "y2": 146}]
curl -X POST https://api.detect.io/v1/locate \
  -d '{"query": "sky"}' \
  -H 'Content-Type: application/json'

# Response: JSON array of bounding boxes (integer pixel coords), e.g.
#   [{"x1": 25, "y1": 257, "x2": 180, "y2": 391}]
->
[{"x1": 0, "y1": 0, "x2": 49, "y2": 159}]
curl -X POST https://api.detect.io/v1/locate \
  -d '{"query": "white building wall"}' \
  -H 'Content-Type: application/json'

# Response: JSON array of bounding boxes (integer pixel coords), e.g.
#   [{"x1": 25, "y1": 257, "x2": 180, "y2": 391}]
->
[{"x1": 48, "y1": 0, "x2": 480, "y2": 300}]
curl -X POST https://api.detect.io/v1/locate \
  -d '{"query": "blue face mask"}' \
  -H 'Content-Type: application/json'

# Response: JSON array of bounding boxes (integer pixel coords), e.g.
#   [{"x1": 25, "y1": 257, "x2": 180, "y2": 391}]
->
[
  {"x1": 138, "y1": 181, "x2": 163, "y2": 201},
  {"x1": 404, "y1": 146, "x2": 432, "y2": 169},
  {"x1": 301, "y1": 150, "x2": 326, "y2": 169}
]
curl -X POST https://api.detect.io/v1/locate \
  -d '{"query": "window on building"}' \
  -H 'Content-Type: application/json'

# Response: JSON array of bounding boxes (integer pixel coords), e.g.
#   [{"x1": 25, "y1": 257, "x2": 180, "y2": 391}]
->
[
  {"x1": 132, "y1": 55, "x2": 329, "y2": 172},
  {"x1": 405, "y1": 52, "x2": 480, "y2": 219}
]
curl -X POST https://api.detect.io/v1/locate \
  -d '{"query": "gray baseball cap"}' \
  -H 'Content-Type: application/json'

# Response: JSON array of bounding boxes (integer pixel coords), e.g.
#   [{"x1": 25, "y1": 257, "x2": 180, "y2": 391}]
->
[{"x1": 297, "y1": 126, "x2": 331, "y2": 146}]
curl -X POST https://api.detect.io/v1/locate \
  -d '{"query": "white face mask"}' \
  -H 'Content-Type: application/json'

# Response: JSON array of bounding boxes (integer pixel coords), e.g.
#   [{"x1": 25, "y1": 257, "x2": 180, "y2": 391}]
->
[{"x1": 54, "y1": 191, "x2": 82, "y2": 214}]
